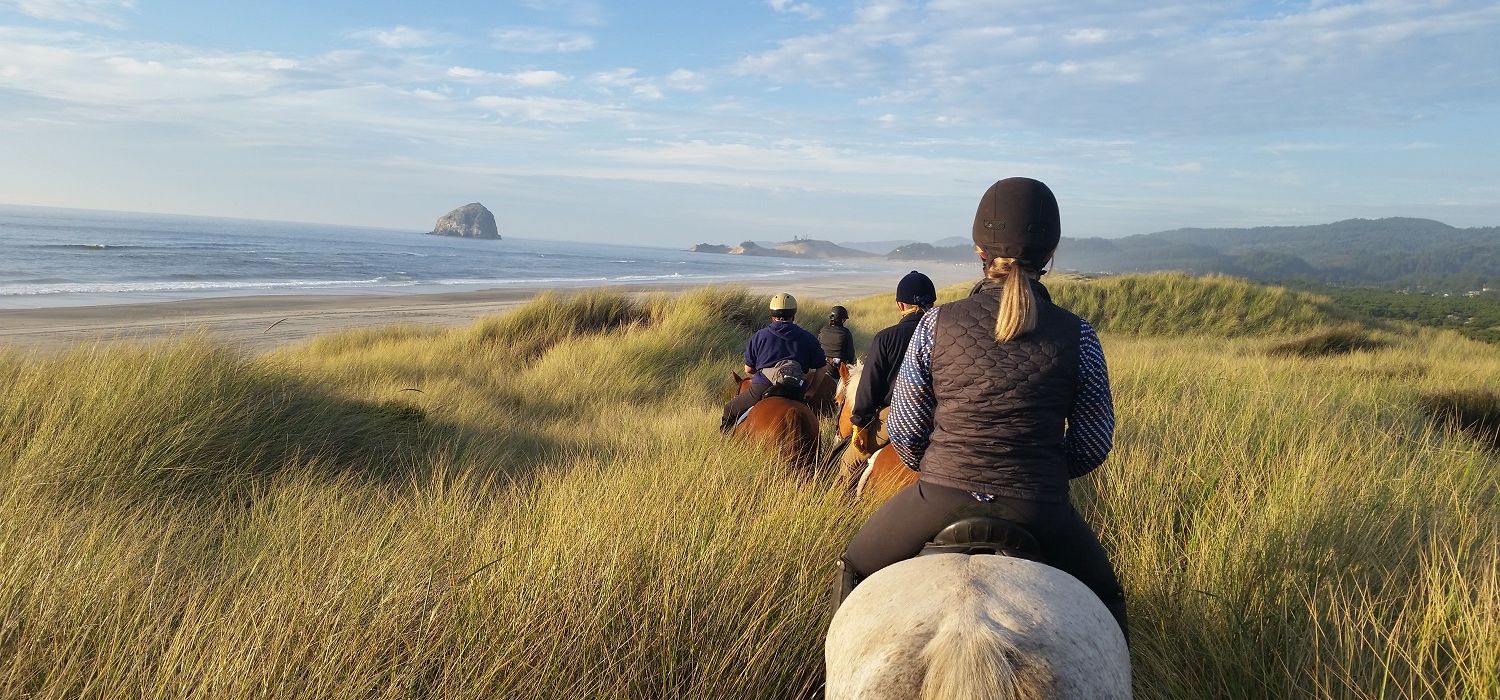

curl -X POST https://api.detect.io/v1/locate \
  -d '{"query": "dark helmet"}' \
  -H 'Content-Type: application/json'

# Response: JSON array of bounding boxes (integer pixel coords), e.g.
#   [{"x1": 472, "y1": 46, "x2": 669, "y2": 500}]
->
[
  {"x1": 896, "y1": 270, "x2": 936, "y2": 306},
  {"x1": 829, "y1": 305, "x2": 849, "y2": 322},
  {"x1": 972, "y1": 177, "x2": 1060, "y2": 270}
]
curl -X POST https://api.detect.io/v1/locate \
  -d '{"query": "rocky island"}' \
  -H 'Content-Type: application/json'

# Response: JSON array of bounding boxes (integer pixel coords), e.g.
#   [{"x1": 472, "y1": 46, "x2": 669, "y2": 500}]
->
[
  {"x1": 428, "y1": 203, "x2": 501, "y2": 240},
  {"x1": 688, "y1": 238, "x2": 876, "y2": 259}
]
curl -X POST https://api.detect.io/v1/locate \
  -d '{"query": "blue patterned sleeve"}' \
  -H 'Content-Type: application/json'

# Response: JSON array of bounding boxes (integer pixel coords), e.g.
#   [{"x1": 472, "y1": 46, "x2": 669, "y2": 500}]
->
[
  {"x1": 1065, "y1": 320, "x2": 1115, "y2": 478},
  {"x1": 888, "y1": 308, "x2": 940, "y2": 470}
]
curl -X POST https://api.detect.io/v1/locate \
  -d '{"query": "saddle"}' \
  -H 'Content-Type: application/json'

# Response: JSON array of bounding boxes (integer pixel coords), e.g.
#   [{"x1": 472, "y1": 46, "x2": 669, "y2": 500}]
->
[
  {"x1": 760, "y1": 359, "x2": 808, "y2": 401},
  {"x1": 918, "y1": 517, "x2": 1042, "y2": 561}
]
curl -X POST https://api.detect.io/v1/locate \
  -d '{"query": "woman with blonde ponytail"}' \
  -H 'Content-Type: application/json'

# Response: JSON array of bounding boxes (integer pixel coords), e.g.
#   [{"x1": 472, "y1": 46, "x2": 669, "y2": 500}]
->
[
  {"x1": 987, "y1": 255, "x2": 1038, "y2": 342},
  {"x1": 831, "y1": 177, "x2": 1128, "y2": 643}
]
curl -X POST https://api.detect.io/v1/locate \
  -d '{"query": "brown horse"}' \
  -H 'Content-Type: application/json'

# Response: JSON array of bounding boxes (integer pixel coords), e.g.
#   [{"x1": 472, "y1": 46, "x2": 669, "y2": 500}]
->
[
  {"x1": 833, "y1": 361, "x2": 917, "y2": 497},
  {"x1": 728, "y1": 374, "x2": 821, "y2": 474},
  {"x1": 853, "y1": 444, "x2": 918, "y2": 501},
  {"x1": 804, "y1": 363, "x2": 841, "y2": 416},
  {"x1": 734, "y1": 365, "x2": 839, "y2": 416}
]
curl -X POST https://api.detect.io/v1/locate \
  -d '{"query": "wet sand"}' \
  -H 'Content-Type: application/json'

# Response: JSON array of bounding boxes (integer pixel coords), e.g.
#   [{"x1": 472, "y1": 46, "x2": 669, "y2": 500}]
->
[{"x1": 0, "y1": 265, "x2": 976, "y2": 353}]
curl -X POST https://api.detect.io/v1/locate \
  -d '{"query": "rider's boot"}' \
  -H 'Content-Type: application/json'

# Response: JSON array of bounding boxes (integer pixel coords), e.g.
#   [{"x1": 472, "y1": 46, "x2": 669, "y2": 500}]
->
[
  {"x1": 1098, "y1": 585, "x2": 1129, "y2": 644},
  {"x1": 829, "y1": 556, "x2": 861, "y2": 619}
]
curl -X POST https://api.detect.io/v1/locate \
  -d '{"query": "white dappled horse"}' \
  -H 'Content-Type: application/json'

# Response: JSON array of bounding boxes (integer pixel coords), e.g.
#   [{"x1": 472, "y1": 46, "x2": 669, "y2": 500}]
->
[{"x1": 825, "y1": 553, "x2": 1130, "y2": 699}]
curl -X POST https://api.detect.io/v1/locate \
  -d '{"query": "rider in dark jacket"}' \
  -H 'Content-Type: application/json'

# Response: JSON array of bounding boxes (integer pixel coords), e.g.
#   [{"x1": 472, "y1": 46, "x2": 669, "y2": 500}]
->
[
  {"x1": 819, "y1": 306, "x2": 856, "y2": 366},
  {"x1": 833, "y1": 178, "x2": 1128, "y2": 637},
  {"x1": 849, "y1": 271, "x2": 935, "y2": 452},
  {"x1": 721, "y1": 293, "x2": 827, "y2": 431}
]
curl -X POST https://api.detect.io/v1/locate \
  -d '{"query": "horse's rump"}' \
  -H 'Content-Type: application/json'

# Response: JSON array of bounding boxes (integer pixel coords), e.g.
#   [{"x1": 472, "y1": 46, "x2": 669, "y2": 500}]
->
[
  {"x1": 735, "y1": 396, "x2": 820, "y2": 475},
  {"x1": 825, "y1": 555, "x2": 1130, "y2": 699}
]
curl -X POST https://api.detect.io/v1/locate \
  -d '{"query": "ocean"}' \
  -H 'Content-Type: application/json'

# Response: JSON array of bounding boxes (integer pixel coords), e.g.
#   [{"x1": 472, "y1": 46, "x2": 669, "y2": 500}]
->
[{"x1": 0, "y1": 205, "x2": 875, "y2": 309}]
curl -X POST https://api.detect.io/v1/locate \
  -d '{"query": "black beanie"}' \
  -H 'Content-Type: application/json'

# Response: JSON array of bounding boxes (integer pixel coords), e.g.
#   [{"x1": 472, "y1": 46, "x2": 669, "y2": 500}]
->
[
  {"x1": 896, "y1": 270, "x2": 936, "y2": 306},
  {"x1": 972, "y1": 177, "x2": 1060, "y2": 268}
]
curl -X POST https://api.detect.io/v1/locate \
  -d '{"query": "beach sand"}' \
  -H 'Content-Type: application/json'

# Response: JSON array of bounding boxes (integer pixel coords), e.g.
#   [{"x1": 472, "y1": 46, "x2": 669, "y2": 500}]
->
[{"x1": 0, "y1": 264, "x2": 977, "y2": 353}]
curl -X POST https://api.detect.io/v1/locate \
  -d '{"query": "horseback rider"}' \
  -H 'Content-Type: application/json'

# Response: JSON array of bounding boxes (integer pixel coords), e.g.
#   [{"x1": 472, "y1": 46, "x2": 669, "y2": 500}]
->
[
  {"x1": 848, "y1": 271, "x2": 935, "y2": 455},
  {"x1": 832, "y1": 177, "x2": 1128, "y2": 636},
  {"x1": 819, "y1": 306, "x2": 856, "y2": 366},
  {"x1": 721, "y1": 293, "x2": 827, "y2": 432}
]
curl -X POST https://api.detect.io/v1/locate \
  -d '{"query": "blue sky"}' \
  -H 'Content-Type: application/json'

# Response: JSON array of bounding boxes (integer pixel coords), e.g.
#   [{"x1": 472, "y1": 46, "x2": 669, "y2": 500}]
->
[{"x1": 1, "y1": 0, "x2": 1498, "y2": 246}]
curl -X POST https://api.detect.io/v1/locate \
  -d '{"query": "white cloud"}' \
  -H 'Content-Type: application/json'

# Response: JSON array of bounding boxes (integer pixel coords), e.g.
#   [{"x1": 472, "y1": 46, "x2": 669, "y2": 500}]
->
[
  {"x1": 446, "y1": 66, "x2": 570, "y2": 87},
  {"x1": 664, "y1": 69, "x2": 708, "y2": 91},
  {"x1": 855, "y1": 0, "x2": 906, "y2": 25},
  {"x1": 734, "y1": 1, "x2": 1500, "y2": 137},
  {"x1": 472, "y1": 94, "x2": 630, "y2": 123},
  {"x1": 1065, "y1": 27, "x2": 1111, "y2": 44},
  {"x1": 582, "y1": 138, "x2": 1045, "y2": 196},
  {"x1": 347, "y1": 25, "x2": 454, "y2": 50},
  {"x1": 589, "y1": 68, "x2": 663, "y2": 99},
  {"x1": 1025, "y1": 59, "x2": 1141, "y2": 83},
  {"x1": 491, "y1": 26, "x2": 594, "y2": 53},
  {"x1": 0, "y1": 27, "x2": 550, "y2": 147},
  {"x1": 0, "y1": 0, "x2": 135, "y2": 28},
  {"x1": 768, "y1": 0, "x2": 822, "y2": 20},
  {"x1": 518, "y1": 0, "x2": 606, "y2": 27}
]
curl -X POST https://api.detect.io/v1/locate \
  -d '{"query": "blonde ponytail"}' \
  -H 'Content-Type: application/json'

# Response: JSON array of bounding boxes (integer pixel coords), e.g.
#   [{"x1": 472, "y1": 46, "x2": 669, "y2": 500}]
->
[{"x1": 986, "y1": 256, "x2": 1037, "y2": 342}]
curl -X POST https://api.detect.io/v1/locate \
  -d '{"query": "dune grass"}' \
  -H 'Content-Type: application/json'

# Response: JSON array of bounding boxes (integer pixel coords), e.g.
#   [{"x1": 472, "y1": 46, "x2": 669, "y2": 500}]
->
[{"x1": 0, "y1": 275, "x2": 1496, "y2": 699}]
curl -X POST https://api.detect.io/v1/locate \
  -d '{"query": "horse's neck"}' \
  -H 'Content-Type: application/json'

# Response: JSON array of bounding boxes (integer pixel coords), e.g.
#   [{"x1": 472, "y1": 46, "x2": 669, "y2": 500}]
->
[
  {"x1": 836, "y1": 363, "x2": 861, "y2": 436},
  {"x1": 839, "y1": 363, "x2": 862, "y2": 404}
]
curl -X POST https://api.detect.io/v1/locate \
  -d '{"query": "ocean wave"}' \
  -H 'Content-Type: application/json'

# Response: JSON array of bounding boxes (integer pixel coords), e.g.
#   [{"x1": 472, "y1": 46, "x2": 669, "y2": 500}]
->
[
  {"x1": 0, "y1": 277, "x2": 422, "y2": 296},
  {"x1": 36, "y1": 243, "x2": 145, "y2": 250},
  {"x1": 0, "y1": 266, "x2": 854, "y2": 298}
]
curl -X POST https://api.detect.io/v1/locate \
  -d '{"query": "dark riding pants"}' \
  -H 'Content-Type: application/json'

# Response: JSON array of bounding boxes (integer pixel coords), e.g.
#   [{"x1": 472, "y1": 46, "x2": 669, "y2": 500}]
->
[
  {"x1": 721, "y1": 383, "x2": 770, "y2": 431},
  {"x1": 844, "y1": 480, "x2": 1128, "y2": 636}
]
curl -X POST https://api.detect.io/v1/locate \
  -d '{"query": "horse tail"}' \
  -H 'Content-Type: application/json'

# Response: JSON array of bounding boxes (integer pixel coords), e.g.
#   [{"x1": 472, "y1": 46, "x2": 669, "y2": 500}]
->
[
  {"x1": 919, "y1": 581, "x2": 1029, "y2": 700},
  {"x1": 770, "y1": 402, "x2": 814, "y2": 474}
]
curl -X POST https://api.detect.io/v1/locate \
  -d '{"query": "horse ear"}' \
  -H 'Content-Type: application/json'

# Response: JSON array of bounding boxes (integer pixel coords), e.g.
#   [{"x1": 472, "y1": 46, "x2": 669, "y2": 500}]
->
[
  {"x1": 732, "y1": 371, "x2": 744, "y2": 383},
  {"x1": 839, "y1": 362, "x2": 850, "y2": 382}
]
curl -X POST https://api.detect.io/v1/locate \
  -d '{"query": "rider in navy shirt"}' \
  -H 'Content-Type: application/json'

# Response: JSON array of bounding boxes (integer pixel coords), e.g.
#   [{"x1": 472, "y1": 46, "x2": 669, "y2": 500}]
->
[{"x1": 721, "y1": 293, "x2": 826, "y2": 430}]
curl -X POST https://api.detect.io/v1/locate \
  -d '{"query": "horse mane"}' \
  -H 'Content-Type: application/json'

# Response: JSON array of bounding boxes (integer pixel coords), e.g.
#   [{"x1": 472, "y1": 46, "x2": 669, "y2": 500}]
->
[{"x1": 837, "y1": 361, "x2": 862, "y2": 407}]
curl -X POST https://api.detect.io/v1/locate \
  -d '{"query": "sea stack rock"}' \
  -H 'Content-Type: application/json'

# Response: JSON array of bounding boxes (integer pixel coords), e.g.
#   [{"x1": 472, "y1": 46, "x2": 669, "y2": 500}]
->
[{"x1": 428, "y1": 203, "x2": 500, "y2": 240}]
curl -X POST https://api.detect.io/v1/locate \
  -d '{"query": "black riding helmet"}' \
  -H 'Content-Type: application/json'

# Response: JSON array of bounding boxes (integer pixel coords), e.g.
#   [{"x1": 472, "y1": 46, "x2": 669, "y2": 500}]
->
[
  {"x1": 896, "y1": 270, "x2": 936, "y2": 306},
  {"x1": 972, "y1": 177, "x2": 1060, "y2": 271},
  {"x1": 829, "y1": 305, "x2": 849, "y2": 322}
]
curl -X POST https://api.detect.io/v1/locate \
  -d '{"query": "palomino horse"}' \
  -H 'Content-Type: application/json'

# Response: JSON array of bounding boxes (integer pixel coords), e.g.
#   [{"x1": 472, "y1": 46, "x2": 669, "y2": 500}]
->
[
  {"x1": 825, "y1": 554, "x2": 1131, "y2": 699},
  {"x1": 833, "y1": 362, "x2": 918, "y2": 497},
  {"x1": 728, "y1": 374, "x2": 820, "y2": 474}
]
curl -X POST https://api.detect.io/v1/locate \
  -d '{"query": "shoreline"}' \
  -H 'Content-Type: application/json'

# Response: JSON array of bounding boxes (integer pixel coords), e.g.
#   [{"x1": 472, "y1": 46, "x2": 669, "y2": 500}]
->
[{"x1": 0, "y1": 265, "x2": 976, "y2": 353}]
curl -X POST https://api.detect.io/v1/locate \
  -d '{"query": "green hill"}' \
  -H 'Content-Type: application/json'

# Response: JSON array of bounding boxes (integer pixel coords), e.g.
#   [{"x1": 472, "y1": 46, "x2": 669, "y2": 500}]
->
[{"x1": 1061, "y1": 217, "x2": 1500, "y2": 292}]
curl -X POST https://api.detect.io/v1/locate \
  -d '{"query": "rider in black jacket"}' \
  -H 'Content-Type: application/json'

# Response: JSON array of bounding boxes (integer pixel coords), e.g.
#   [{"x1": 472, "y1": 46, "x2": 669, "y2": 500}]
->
[
  {"x1": 819, "y1": 306, "x2": 856, "y2": 366},
  {"x1": 848, "y1": 271, "x2": 935, "y2": 452}
]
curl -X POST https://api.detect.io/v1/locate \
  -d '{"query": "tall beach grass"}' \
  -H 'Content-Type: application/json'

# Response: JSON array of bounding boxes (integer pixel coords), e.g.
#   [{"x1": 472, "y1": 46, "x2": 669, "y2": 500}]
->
[{"x1": 0, "y1": 276, "x2": 1495, "y2": 698}]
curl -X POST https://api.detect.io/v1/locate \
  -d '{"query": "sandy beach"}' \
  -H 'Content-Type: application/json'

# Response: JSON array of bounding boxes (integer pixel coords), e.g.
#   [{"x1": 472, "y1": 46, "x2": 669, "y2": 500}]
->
[{"x1": 0, "y1": 264, "x2": 976, "y2": 353}]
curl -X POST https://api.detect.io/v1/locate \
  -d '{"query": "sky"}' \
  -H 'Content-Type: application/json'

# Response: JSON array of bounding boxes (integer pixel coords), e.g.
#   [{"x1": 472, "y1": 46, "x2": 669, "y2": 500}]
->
[{"x1": 1, "y1": 0, "x2": 1498, "y2": 247}]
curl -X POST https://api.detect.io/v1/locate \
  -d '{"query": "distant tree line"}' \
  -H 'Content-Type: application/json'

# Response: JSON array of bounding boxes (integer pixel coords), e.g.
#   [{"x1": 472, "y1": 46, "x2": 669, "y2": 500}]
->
[{"x1": 1295, "y1": 283, "x2": 1500, "y2": 345}]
